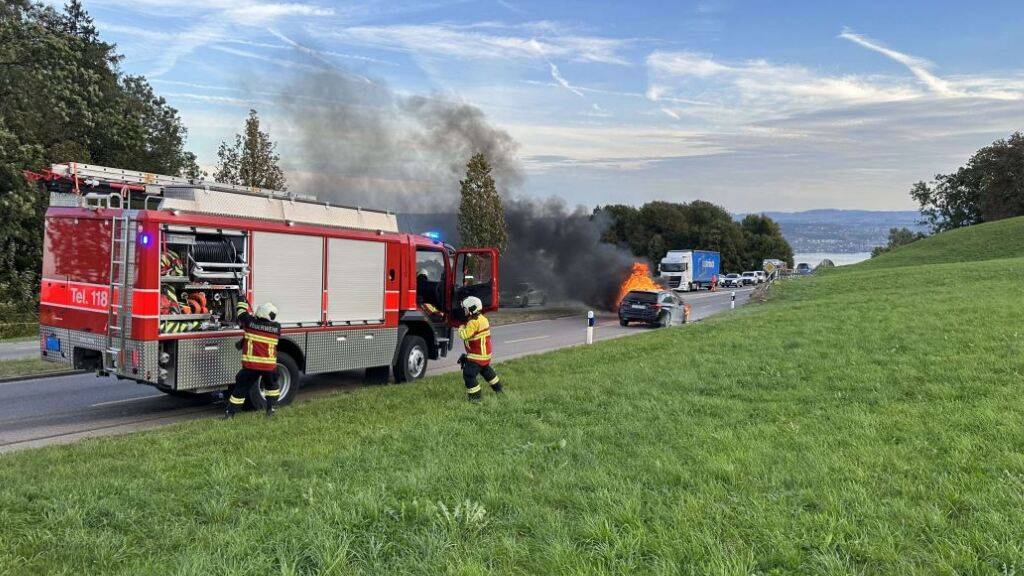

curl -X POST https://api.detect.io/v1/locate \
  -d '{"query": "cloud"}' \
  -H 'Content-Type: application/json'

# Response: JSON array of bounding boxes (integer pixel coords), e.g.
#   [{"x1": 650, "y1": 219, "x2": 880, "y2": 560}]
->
[
  {"x1": 548, "y1": 62, "x2": 584, "y2": 97},
  {"x1": 839, "y1": 29, "x2": 1023, "y2": 101},
  {"x1": 328, "y1": 22, "x2": 631, "y2": 65},
  {"x1": 838, "y1": 29, "x2": 954, "y2": 96},
  {"x1": 102, "y1": 2, "x2": 337, "y2": 76},
  {"x1": 646, "y1": 50, "x2": 921, "y2": 119}
]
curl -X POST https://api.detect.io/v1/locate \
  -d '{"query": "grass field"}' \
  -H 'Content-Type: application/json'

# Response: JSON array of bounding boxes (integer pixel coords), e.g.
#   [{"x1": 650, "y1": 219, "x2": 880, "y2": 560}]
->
[
  {"x1": 2, "y1": 219, "x2": 1024, "y2": 574},
  {"x1": 0, "y1": 358, "x2": 71, "y2": 379}
]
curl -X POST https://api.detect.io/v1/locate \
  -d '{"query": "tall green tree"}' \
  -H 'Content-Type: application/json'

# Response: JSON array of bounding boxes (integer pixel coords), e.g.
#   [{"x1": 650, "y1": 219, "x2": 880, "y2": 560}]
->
[
  {"x1": 457, "y1": 153, "x2": 508, "y2": 252},
  {"x1": 912, "y1": 131, "x2": 1024, "y2": 232},
  {"x1": 739, "y1": 214, "x2": 794, "y2": 269},
  {"x1": 214, "y1": 109, "x2": 287, "y2": 190},
  {"x1": 0, "y1": 0, "x2": 197, "y2": 306},
  {"x1": 597, "y1": 201, "x2": 792, "y2": 272}
]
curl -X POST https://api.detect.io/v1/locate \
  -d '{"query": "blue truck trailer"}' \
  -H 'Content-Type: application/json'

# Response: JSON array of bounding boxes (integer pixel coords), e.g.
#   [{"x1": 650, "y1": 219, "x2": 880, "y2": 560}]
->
[{"x1": 658, "y1": 249, "x2": 721, "y2": 291}]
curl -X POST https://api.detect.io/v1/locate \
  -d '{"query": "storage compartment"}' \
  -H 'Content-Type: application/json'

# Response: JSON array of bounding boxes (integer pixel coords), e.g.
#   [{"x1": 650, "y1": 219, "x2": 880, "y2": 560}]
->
[
  {"x1": 159, "y1": 227, "x2": 248, "y2": 334},
  {"x1": 327, "y1": 238, "x2": 385, "y2": 324},
  {"x1": 252, "y1": 232, "x2": 323, "y2": 325}
]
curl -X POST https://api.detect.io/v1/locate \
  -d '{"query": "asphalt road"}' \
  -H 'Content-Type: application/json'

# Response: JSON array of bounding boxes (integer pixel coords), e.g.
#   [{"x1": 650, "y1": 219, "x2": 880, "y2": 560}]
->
[
  {"x1": 0, "y1": 339, "x2": 39, "y2": 361},
  {"x1": 0, "y1": 287, "x2": 754, "y2": 453}
]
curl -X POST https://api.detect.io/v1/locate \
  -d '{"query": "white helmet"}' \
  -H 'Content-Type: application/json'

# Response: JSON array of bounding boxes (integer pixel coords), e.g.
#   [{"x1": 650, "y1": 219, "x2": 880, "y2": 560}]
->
[
  {"x1": 461, "y1": 296, "x2": 483, "y2": 315},
  {"x1": 255, "y1": 302, "x2": 278, "y2": 320}
]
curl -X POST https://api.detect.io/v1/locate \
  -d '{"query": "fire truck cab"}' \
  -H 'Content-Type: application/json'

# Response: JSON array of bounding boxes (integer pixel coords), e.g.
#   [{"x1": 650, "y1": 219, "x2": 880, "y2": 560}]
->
[{"x1": 33, "y1": 163, "x2": 499, "y2": 407}]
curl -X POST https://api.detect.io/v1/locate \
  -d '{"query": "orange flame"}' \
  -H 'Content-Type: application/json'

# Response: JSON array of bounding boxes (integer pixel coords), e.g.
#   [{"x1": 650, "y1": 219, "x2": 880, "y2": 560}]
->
[{"x1": 616, "y1": 262, "x2": 662, "y2": 305}]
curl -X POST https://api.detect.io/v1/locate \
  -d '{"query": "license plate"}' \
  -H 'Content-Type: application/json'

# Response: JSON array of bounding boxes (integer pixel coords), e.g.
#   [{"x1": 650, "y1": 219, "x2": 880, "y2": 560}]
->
[{"x1": 631, "y1": 304, "x2": 645, "y2": 309}]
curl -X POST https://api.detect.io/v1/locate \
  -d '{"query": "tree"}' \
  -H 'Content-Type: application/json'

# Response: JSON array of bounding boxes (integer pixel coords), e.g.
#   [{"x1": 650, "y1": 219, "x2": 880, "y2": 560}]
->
[
  {"x1": 457, "y1": 153, "x2": 508, "y2": 252},
  {"x1": 596, "y1": 201, "x2": 792, "y2": 273},
  {"x1": 214, "y1": 109, "x2": 286, "y2": 190},
  {"x1": 870, "y1": 227, "x2": 926, "y2": 258},
  {"x1": 739, "y1": 214, "x2": 794, "y2": 269},
  {"x1": 0, "y1": 1, "x2": 198, "y2": 306},
  {"x1": 912, "y1": 131, "x2": 1024, "y2": 232}
]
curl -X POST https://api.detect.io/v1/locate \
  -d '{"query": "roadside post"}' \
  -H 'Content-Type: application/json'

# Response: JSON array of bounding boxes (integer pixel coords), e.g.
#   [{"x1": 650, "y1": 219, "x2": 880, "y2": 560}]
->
[
  {"x1": 730, "y1": 291, "x2": 736, "y2": 310},
  {"x1": 586, "y1": 310, "x2": 595, "y2": 344}
]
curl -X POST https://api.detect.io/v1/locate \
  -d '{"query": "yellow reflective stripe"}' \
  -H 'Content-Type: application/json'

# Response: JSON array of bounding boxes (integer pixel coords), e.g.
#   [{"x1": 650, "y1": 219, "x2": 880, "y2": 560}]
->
[
  {"x1": 486, "y1": 375, "x2": 500, "y2": 385},
  {"x1": 264, "y1": 390, "x2": 280, "y2": 397},
  {"x1": 466, "y1": 385, "x2": 481, "y2": 394},
  {"x1": 228, "y1": 395, "x2": 245, "y2": 405},
  {"x1": 245, "y1": 333, "x2": 278, "y2": 345},
  {"x1": 467, "y1": 353, "x2": 489, "y2": 360},
  {"x1": 242, "y1": 355, "x2": 276, "y2": 363}
]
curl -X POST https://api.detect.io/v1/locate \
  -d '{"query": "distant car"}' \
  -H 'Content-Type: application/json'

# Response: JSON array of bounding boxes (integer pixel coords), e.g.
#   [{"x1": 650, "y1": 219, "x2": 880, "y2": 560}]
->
[
  {"x1": 741, "y1": 271, "x2": 758, "y2": 286},
  {"x1": 795, "y1": 263, "x2": 812, "y2": 275},
  {"x1": 754, "y1": 271, "x2": 767, "y2": 283},
  {"x1": 721, "y1": 273, "x2": 744, "y2": 288},
  {"x1": 505, "y1": 282, "x2": 547, "y2": 307},
  {"x1": 618, "y1": 290, "x2": 685, "y2": 328}
]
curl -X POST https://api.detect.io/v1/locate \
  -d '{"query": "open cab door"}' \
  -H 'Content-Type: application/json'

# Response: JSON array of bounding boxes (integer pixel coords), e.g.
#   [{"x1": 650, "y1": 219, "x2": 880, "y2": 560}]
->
[{"x1": 449, "y1": 248, "x2": 499, "y2": 324}]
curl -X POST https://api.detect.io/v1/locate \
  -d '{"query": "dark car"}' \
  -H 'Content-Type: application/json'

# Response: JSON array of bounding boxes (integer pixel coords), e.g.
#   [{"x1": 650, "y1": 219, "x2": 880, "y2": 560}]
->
[
  {"x1": 618, "y1": 290, "x2": 685, "y2": 328},
  {"x1": 795, "y1": 262, "x2": 812, "y2": 275},
  {"x1": 504, "y1": 282, "x2": 547, "y2": 307}
]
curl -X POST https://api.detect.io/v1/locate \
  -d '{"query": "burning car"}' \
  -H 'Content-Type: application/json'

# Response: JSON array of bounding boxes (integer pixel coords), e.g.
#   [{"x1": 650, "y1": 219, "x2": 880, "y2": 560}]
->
[
  {"x1": 615, "y1": 262, "x2": 682, "y2": 327},
  {"x1": 618, "y1": 290, "x2": 686, "y2": 327}
]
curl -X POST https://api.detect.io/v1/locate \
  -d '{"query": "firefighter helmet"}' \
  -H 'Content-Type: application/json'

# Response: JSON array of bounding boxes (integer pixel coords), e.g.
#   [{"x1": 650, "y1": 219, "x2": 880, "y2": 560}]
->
[
  {"x1": 461, "y1": 296, "x2": 483, "y2": 315},
  {"x1": 256, "y1": 302, "x2": 278, "y2": 320}
]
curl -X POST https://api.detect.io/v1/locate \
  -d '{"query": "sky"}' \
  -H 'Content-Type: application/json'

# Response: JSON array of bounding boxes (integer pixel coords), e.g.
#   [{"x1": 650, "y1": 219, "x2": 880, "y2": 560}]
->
[{"x1": 67, "y1": 0, "x2": 1024, "y2": 212}]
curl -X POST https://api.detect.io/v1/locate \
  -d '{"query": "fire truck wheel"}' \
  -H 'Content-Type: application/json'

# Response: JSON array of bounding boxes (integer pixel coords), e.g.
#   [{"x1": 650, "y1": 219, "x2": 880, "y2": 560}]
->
[
  {"x1": 393, "y1": 335, "x2": 428, "y2": 383},
  {"x1": 248, "y1": 352, "x2": 300, "y2": 408}
]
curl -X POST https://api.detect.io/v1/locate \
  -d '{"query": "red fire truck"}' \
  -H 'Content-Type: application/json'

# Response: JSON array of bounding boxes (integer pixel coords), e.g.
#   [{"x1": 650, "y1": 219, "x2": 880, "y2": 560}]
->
[{"x1": 31, "y1": 163, "x2": 499, "y2": 407}]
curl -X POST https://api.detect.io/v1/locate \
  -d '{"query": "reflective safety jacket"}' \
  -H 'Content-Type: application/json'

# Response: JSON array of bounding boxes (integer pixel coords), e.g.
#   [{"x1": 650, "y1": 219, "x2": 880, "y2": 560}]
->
[
  {"x1": 458, "y1": 314, "x2": 492, "y2": 366},
  {"x1": 237, "y1": 302, "x2": 281, "y2": 372}
]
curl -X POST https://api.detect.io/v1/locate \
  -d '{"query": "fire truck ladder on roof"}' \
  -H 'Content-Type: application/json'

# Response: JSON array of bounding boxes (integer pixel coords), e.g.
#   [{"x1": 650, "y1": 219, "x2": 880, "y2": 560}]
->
[{"x1": 104, "y1": 211, "x2": 132, "y2": 372}]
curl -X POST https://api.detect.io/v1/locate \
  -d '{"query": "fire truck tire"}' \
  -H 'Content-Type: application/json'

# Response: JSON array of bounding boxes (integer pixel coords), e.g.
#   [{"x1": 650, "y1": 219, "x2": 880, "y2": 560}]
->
[
  {"x1": 393, "y1": 335, "x2": 428, "y2": 383},
  {"x1": 247, "y1": 352, "x2": 300, "y2": 408}
]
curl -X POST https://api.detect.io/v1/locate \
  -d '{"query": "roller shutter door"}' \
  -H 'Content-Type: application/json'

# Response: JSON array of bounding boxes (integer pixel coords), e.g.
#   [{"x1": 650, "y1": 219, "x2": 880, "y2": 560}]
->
[
  {"x1": 252, "y1": 232, "x2": 323, "y2": 324},
  {"x1": 327, "y1": 238, "x2": 384, "y2": 323}
]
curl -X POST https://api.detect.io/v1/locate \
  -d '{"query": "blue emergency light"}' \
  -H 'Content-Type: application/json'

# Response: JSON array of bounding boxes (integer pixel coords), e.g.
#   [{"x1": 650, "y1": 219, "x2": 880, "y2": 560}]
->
[
  {"x1": 422, "y1": 231, "x2": 442, "y2": 241},
  {"x1": 139, "y1": 232, "x2": 153, "y2": 247}
]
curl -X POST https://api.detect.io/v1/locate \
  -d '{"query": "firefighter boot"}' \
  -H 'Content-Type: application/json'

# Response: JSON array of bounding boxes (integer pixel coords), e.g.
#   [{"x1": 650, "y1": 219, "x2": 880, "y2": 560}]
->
[
  {"x1": 468, "y1": 390, "x2": 482, "y2": 402},
  {"x1": 483, "y1": 367, "x2": 502, "y2": 394},
  {"x1": 223, "y1": 394, "x2": 245, "y2": 419},
  {"x1": 265, "y1": 396, "x2": 277, "y2": 418}
]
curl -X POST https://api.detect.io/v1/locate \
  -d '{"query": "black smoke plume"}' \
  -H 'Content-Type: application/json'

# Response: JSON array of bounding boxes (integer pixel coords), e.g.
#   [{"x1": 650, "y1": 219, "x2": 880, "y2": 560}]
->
[
  {"x1": 278, "y1": 67, "x2": 636, "y2": 309},
  {"x1": 503, "y1": 199, "x2": 636, "y2": 310},
  {"x1": 279, "y1": 70, "x2": 520, "y2": 212}
]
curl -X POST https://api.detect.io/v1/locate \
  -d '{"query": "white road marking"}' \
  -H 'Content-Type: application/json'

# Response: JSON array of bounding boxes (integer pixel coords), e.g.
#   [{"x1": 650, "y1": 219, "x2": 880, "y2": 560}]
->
[
  {"x1": 90, "y1": 395, "x2": 163, "y2": 408},
  {"x1": 503, "y1": 335, "x2": 551, "y2": 344}
]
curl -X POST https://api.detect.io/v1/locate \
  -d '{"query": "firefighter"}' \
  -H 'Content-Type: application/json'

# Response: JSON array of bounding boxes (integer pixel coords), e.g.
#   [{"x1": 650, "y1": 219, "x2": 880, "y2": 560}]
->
[
  {"x1": 416, "y1": 271, "x2": 444, "y2": 322},
  {"x1": 456, "y1": 296, "x2": 501, "y2": 402},
  {"x1": 223, "y1": 299, "x2": 282, "y2": 418}
]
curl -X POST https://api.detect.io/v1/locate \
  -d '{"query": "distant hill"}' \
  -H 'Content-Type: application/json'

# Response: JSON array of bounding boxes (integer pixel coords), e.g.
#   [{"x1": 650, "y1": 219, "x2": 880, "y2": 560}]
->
[{"x1": 737, "y1": 209, "x2": 925, "y2": 253}]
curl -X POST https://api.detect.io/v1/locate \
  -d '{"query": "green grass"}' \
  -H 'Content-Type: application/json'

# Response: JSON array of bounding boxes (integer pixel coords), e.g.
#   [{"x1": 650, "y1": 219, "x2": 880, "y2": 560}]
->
[
  {"x1": 3, "y1": 221, "x2": 1024, "y2": 574},
  {"x1": 861, "y1": 215, "x2": 1024, "y2": 270},
  {"x1": 0, "y1": 358, "x2": 70, "y2": 379}
]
